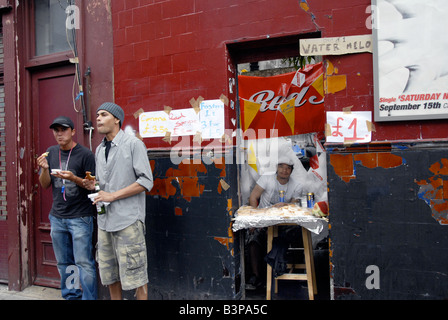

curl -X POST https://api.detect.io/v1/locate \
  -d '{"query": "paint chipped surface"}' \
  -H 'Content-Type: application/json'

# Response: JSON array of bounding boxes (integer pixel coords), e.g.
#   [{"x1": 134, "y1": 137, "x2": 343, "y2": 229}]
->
[
  {"x1": 324, "y1": 60, "x2": 347, "y2": 94},
  {"x1": 298, "y1": 0, "x2": 319, "y2": 29},
  {"x1": 330, "y1": 152, "x2": 404, "y2": 183},
  {"x1": 149, "y1": 157, "x2": 229, "y2": 201},
  {"x1": 214, "y1": 225, "x2": 235, "y2": 256},
  {"x1": 415, "y1": 158, "x2": 448, "y2": 225},
  {"x1": 149, "y1": 159, "x2": 208, "y2": 199}
]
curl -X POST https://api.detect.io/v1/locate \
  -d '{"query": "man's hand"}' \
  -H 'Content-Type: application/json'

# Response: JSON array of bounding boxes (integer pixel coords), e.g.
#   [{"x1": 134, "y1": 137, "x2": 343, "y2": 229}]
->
[
  {"x1": 52, "y1": 170, "x2": 75, "y2": 181},
  {"x1": 36, "y1": 153, "x2": 49, "y2": 170},
  {"x1": 91, "y1": 191, "x2": 115, "y2": 205},
  {"x1": 82, "y1": 178, "x2": 96, "y2": 191}
]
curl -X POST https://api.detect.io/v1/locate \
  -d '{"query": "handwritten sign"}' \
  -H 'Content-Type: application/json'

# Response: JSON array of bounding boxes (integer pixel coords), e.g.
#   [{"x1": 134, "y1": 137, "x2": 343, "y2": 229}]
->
[
  {"x1": 139, "y1": 109, "x2": 200, "y2": 138},
  {"x1": 326, "y1": 111, "x2": 372, "y2": 143},
  {"x1": 200, "y1": 99, "x2": 225, "y2": 139},
  {"x1": 300, "y1": 35, "x2": 372, "y2": 56},
  {"x1": 139, "y1": 100, "x2": 225, "y2": 140}
]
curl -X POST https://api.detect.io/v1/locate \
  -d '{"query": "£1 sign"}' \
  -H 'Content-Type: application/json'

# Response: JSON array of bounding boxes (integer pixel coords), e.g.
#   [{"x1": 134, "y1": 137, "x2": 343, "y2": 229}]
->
[{"x1": 326, "y1": 111, "x2": 372, "y2": 144}]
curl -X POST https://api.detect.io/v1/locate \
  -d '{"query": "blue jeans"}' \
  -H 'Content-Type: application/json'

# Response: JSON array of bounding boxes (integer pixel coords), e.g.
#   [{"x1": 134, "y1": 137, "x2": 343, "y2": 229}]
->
[{"x1": 49, "y1": 215, "x2": 98, "y2": 300}]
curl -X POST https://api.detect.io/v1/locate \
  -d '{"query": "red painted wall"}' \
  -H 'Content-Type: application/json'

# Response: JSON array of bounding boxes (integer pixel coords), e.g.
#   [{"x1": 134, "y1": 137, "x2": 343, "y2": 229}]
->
[{"x1": 110, "y1": 0, "x2": 448, "y2": 149}]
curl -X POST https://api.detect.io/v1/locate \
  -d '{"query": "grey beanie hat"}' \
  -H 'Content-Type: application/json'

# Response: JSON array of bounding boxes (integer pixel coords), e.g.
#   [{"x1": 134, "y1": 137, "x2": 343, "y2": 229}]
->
[{"x1": 97, "y1": 102, "x2": 125, "y2": 125}]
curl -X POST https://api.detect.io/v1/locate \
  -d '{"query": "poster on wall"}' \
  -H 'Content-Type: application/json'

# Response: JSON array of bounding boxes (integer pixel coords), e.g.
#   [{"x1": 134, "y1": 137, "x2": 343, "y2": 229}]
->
[
  {"x1": 138, "y1": 100, "x2": 225, "y2": 139},
  {"x1": 199, "y1": 99, "x2": 225, "y2": 139},
  {"x1": 326, "y1": 111, "x2": 372, "y2": 144},
  {"x1": 139, "y1": 108, "x2": 200, "y2": 138},
  {"x1": 238, "y1": 62, "x2": 325, "y2": 138},
  {"x1": 373, "y1": 0, "x2": 448, "y2": 121}
]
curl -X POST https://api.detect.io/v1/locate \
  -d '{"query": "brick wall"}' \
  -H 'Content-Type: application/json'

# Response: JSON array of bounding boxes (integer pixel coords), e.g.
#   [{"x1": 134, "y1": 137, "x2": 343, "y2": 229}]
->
[
  {"x1": 110, "y1": 0, "x2": 448, "y2": 149},
  {"x1": 108, "y1": 0, "x2": 448, "y2": 300},
  {"x1": 110, "y1": 0, "x2": 324, "y2": 149}
]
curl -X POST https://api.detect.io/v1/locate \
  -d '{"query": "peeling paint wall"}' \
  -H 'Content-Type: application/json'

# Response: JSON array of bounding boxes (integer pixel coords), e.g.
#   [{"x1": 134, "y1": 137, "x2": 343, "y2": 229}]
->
[
  {"x1": 145, "y1": 154, "x2": 240, "y2": 299},
  {"x1": 107, "y1": 0, "x2": 448, "y2": 300},
  {"x1": 328, "y1": 143, "x2": 448, "y2": 299},
  {"x1": 415, "y1": 158, "x2": 448, "y2": 225}
]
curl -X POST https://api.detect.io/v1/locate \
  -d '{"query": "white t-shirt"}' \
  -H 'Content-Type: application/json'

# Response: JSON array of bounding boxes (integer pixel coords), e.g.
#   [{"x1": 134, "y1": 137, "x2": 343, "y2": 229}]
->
[{"x1": 256, "y1": 174, "x2": 303, "y2": 208}]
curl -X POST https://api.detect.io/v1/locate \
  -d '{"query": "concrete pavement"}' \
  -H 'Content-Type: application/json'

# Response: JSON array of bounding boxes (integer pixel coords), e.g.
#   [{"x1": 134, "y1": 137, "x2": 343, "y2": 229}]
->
[{"x1": 0, "y1": 284, "x2": 62, "y2": 300}]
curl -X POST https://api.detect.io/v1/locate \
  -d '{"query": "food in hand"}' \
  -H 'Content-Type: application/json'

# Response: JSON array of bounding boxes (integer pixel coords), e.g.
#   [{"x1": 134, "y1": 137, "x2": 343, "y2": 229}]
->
[
  {"x1": 42, "y1": 152, "x2": 49, "y2": 157},
  {"x1": 85, "y1": 171, "x2": 95, "y2": 180}
]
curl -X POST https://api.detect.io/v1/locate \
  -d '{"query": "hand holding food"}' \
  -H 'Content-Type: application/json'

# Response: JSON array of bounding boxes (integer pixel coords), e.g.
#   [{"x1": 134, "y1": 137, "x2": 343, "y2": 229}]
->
[
  {"x1": 82, "y1": 171, "x2": 96, "y2": 190},
  {"x1": 85, "y1": 171, "x2": 95, "y2": 180},
  {"x1": 37, "y1": 152, "x2": 50, "y2": 169}
]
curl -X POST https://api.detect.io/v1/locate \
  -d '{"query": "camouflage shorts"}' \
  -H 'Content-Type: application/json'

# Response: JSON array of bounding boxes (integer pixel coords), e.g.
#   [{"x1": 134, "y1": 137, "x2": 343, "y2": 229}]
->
[{"x1": 97, "y1": 220, "x2": 148, "y2": 290}]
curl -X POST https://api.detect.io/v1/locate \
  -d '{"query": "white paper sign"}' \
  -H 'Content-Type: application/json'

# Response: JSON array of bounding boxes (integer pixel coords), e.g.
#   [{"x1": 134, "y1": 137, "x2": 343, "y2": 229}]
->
[
  {"x1": 139, "y1": 108, "x2": 200, "y2": 138},
  {"x1": 300, "y1": 35, "x2": 373, "y2": 56},
  {"x1": 326, "y1": 111, "x2": 372, "y2": 143},
  {"x1": 200, "y1": 99, "x2": 225, "y2": 139}
]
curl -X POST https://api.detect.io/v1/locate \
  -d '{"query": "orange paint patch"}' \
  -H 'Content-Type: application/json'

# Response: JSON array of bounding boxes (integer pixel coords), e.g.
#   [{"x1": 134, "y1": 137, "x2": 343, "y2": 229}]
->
[
  {"x1": 166, "y1": 160, "x2": 207, "y2": 177},
  {"x1": 227, "y1": 199, "x2": 233, "y2": 216},
  {"x1": 181, "y1": 177, "x2": 200, "y2": 197},
  {"x1": 300, "y1": 1, "x2": 309, "y2": 11},
  {"x1": 325, "y1": 75, "x2": 347, "y2": 94},
  {"x1": 443, "y1": 180, "x2": 448, "y2": 199},
  {"x1": 331, "y1": 152, "x2": 404, "y2": 183},
  {"x1": 217, "y1": 181, "x2": 223, "y2": 194},
  {"x1": 175, "y1": 207, "x2": 183, "y2": 216},
  {"x1": 214, "y1": 237, "x2": 230, "y2": 249},
  {"x1": 214, "y1": 159, "x2": 226, "y2": 177},
  {"x1": 324, "y1": 60, "x2": 346, "y2": 94},
  {"x1": 429, "y1": 158, "x2": 448, "y2": 175},
  {"x1": 377, "y1": 153, "x2": 403, "y2": 169},
  {"x1": 214, "y1": 226, "x2": 235, "y2": 254},
  {"x1": 329, "y1": 154, "x2": 355, "y2": 182},
  {"x1": 433, "y1": 201, "x2": 448, "y2": 213},
  {"x1": 149, "y1": 178, "x2": 168, "y2": 198},
  {"x1": 415, "y1": 158, "x2": 448, "y2": 225},
  {"x1": 354, "y1": 153, "x2": 377, "y2": 169},
  {"x1": 166, "y1": 177, "x2": 179, "y2": 197},
  {"x1": 150, "y1": 159, "x2": 210, "y2": 199}
]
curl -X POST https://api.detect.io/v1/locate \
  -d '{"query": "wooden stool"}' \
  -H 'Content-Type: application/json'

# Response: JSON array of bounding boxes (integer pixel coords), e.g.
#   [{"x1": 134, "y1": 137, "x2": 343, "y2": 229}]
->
[{"x1": 266, "y1": 225, "x2": 317, "y2": 300}]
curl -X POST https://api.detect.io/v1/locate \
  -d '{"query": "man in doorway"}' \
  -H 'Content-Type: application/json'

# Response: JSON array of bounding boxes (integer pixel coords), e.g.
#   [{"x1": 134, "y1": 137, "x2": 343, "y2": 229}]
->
[
  {"x1": 83, "y1": 102, "x2": 153, "y2": 300},
  {"x1": 249, "y1": 158, "x2": 303, "y2": 209},
  {"x1": 37, "y1": 116, "x2": 97, "y2": 300},
  {"x1": 246, "y1": 158, "x2": 304, "y2": 289}
]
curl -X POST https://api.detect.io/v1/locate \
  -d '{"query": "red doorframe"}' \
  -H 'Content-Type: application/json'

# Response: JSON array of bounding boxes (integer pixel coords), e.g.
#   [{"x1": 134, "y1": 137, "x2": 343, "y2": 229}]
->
[
  {"x1": 3, "y1": 0, "x2": 114, "y2": 291},
  {"x1": 30, "y1": 65, "x2": 79, "y2": 288},
  {"x1": 2, "y1": 2, "x2": 83, "y2": 290},
  {"x1": 3, "y1": 4, "x2": 23, "y2": 291}
]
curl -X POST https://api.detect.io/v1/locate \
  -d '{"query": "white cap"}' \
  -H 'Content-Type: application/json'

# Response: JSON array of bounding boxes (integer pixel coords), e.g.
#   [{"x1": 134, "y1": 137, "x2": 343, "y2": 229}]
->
[{"x1": 278, "y1": 156, "x2": 294, "y2": 166}]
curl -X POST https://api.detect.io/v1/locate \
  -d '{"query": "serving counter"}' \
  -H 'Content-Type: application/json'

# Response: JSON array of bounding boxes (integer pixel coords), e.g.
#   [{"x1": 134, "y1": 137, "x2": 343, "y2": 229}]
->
[{"x1": 232, "y1": 204, "x2": 329, "y2": 300}]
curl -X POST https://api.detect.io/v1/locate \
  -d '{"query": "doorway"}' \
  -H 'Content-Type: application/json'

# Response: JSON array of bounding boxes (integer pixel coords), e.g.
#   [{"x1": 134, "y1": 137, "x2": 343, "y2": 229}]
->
[
  {"x1": 30, "y1": 65, "x2": 80, "y2": 287},
  {"x1": 227, "y1": 34, "x2": 330, "y2": 300}
]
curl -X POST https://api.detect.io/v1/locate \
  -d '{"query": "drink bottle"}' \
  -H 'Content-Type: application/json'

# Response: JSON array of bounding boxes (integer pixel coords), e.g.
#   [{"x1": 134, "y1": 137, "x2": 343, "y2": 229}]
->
[{"x1": 94, "y1": 183, "x2": 106, "y2": 215}]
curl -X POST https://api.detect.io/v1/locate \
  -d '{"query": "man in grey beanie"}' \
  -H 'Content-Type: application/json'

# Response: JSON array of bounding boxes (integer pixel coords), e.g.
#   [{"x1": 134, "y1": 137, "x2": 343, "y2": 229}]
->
[
  {"x1": 84, "y1": 102, "x2": 153, "y2": 300},
  {"x1": 96, "y1": 102, "x2": 125, "y2": 128}
]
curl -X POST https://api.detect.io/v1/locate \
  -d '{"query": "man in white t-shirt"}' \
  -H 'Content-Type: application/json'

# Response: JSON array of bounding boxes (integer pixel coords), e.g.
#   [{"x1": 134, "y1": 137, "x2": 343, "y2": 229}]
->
[
  {"x1": 249, "y1": 161, "x2": 303, "y2": 208},
  {"x1": 245, "y1": 159, "x2": 303, "y2": 290}
]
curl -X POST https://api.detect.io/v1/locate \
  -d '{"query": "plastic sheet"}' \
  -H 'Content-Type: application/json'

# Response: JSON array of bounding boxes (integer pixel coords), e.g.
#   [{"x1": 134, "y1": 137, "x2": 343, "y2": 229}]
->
[{"x1": 232, "y1": 205, "x2": 329, "y2": 245}]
